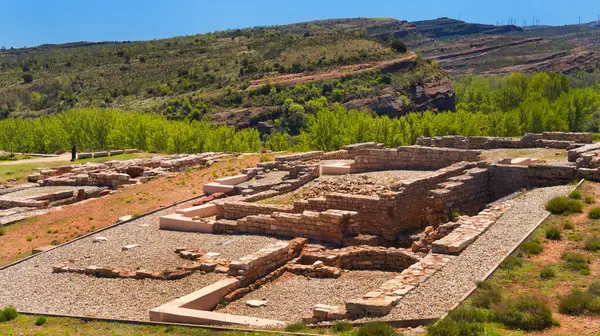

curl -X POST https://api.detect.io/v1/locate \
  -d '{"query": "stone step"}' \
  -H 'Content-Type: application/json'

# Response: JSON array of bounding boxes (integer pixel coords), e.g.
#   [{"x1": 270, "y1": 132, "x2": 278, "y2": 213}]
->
[
  {"x1": 176, "y1": 203, "x2": 217, "y2": 218},
  {"x1": 159, "y1": 213, "x2": 214, "y2": 232},
  {"x1": 203, "y1": 182, "x2": 234, "y2": 194},
  {"x1": 214, "y1": 174, "x2": 249, "y2": 185},
  {"x1": 321, "y1": 163, "x2": 352, "y2": 175}
]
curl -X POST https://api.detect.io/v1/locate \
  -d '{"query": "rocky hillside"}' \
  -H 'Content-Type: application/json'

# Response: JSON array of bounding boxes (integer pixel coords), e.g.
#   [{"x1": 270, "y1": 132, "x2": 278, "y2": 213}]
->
[{"x1": 1, "y1": 17, "x2": 599, "y2": 133}]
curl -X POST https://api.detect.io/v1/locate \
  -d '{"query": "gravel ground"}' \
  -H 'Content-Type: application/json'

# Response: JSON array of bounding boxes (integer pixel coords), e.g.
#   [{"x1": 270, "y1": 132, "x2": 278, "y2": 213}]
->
[
  {"x1": 375, "y1": 185, "x2": 571, "y2": 321},
  {"x1": 482, "y1": 148, "x2": 568, "y2": 163},
  {"x1": 2, "y1": 186, "x2": 99, "y2": 199},
  {"x1": 0, "y1": 202, "x2": 284, "y2": 320},
  {"x1": 260, "y1": 170, "x2": 430, "y2": 205},
  {"x1": 218, "y1": 270, "x2": 400, "y2": 322},
  {"x1": 237, "y1": 171, "x2": 288, "y2": 188}
]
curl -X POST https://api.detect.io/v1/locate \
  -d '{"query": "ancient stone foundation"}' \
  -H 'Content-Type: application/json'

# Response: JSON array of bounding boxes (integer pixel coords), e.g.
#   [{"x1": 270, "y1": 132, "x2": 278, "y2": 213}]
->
[{"x1": 417, "y1": 132, "x2": 591, "y2": 150}]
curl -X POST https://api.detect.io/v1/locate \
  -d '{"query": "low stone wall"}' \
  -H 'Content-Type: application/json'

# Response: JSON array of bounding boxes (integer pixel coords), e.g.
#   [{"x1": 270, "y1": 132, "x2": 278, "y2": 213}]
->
[
  {"x1": 568, "y1": 143, "x2": 600, "y2": 162},
  {"x1": 217, "y1": 210, "x2": 358, "y2": 244},
  {"x1": 228, "y1": 238, "x2": 306, "y2": 287},
  {"x1": 300, "y1": 245, "x2": 420, "y2": 271},
  {"x1": 214, "y1": 201, "x2": 294, "y2": 220},
  {"x1": 350, "y1": 146, "x2": 481, "y2": 173},
  {"x1": 275, "y1": 151, "x2": 324, "y2": 162},
  {"x1": 488, "y1": 163, "x2": 577, "y2": 200},
  {"x1": 417, "y1": 132, "x2": 591, "y2": 150}
]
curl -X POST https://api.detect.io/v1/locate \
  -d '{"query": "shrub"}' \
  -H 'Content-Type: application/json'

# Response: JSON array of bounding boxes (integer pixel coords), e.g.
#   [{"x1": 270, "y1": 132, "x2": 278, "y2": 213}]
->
[
  {"x1": 540, "y1": 266, "x2": 556, "y2": 280},
  {"x1": 584, "y1": 235, "x2": 600, "y2": 251},
  {"x1": 333, "y1": 321, "x2": 353, "y2": 332},
  {"x1": 562, "y1": 252, "x2": 587, "y2": 263},
  {"x1": 545, "y1": 197, "x2": 583, "y2": 215},
  {"x1": 26, "y1": 236, "x2": 33, "y2": 242},
  {"x1": 493, "y1": 296, "x2": 553, "y2": 331},
  {"x1": 520, "y1": 240, "x2": 543, "y2": 256},
  {"x1": 569, "y1": 190, "x2": 582, "y2": 200},
  {"x1": 0, "y1": 306, "x2": 18, "y2": 322},
  {"x1": 471, "y1": 282, "x2": 503, "y2": 309},
  {"x1": 559, "y1": 289, "x2": 589, "y2": 315},
  {"x1": 499, "y1": 256, "x2": 522, "y2": 271},
  {"x1": 587, "y1": 281, "x2": 600, "y2": 297},
  {"x1": 427, "y1": 316, "x2": 485, "y2": 336},
  {"x1": 22, "y1": 73, "x2": 33, "y2": 84},
  {"x1": 588, "y1": 207, "x2": 600, "y2": 219},
  {"x1": 35, "y1": 316, "x2": 47, "y2": 326},
  {"x1": 285, "y1": 322, "x2": 309, "y2": 332},
  {"x1": 356, "y1": 322, "x2": 398, "y2": 336},
  {"x1": 562, "y1": 220, "x2": 574, "y2": 230},
  {"x1": 585, "y1": 195, "x2": 595, "y2": 204},
  {"x1": 587, "y1": 297, "x2": 600, "y2": 314},
  {"x1": 545, "y1": 225, "x2": 562, "y2": 240},
  {"x1": 0, "y1": 228, "x2": 5, "y2": 236},
  {"x1": 562, "y1": 252, "x2": 590, "y2": 274}
]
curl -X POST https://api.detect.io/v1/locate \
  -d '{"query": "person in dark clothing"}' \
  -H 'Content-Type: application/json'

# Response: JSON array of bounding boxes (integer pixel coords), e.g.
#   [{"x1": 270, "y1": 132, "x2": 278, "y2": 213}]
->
[{"x1": 71, "y1": 144, "x2": 77, "y2": 161}]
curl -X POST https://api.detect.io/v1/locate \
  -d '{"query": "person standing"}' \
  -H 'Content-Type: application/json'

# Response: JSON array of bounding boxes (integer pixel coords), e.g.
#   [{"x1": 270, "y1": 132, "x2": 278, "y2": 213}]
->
[{"x1": 71, "y1": 144, "x2": 77, "y2": 161}]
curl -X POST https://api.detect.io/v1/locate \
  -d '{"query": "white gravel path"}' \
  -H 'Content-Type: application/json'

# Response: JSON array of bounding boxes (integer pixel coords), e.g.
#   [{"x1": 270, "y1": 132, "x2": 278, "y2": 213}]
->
[
  {"x1": 0, "y1": 203, "x2": 284, "y2": 320},
  {"x1": 218, "y1": 270, "x2": 400, "y2": 323},
  {"x1": 380, "y1": 185, "x2": 571, "y2": 321}
]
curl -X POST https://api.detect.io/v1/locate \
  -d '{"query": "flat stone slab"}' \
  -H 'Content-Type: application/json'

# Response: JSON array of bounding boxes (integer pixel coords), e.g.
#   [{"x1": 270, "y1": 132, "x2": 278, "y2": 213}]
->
[
  {"x1": 246, "y1": 300, "x2": 268, "y2": 308},
  {"x1": 122, "y1": 244, "x2": 140, "y2": 251},
  {"x1": 93, "y1": 237, "x2": 108, "y2": 243}
]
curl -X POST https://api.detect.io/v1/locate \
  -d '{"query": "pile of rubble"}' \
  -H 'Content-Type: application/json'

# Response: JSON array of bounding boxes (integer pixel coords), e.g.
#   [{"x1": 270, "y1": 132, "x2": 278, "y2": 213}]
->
[{"x1": 28, "y1": 152, "x2": 228, "y2": 189}]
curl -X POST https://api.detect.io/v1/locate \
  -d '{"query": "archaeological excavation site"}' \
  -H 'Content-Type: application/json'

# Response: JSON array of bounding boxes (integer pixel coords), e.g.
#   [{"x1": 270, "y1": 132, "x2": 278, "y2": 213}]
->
[{"x1": 2, "y1": 132, "x2": 600, "y2": 328}]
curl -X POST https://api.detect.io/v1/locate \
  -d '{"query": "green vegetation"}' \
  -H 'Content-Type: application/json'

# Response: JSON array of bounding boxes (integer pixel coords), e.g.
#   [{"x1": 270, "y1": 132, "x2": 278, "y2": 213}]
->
[
  {"x1": 584, "y1": 235, "x2": 600, "y2": 251},
  {"x1": 284, "y1": 322, "x2": 309, "y2": 332},
  {"x1": 588, "y1": 206, "x2": 600, "y2": 219},
  {"x1": 561, "y1": 251, "x2": 590, "y2": 274},
  {"x1": 585, "y1": 195, "x2": 596, "y2": 204},
  {"x1": 569, "y1": 190, "x2": 582, "y2": 200},
  {"x1": 34, "y1": 316, "x2": 47, "y2": 326},
  {"x1": 332, "y1": 321, "x2": 353, "y2": 332},
  {"x1": 499, "y1": 255, "x2": 523, "y2": 271},
  {"x1": 519, "y1": 239, "x2": 543, "y2": 256},
  {"x1": 545, "y1": 197, "x2": 583, "y2": 215},
  {"x1": 562, "y1": 220, "x2": 574, "y2": 229},
  {"x1": 545, "y1": 225, "x2": 562, "y2": 240},
  {"x1": 559, "y1": 283, "x2": 600, "y2": 315},
  {"x1": 540, "y1": 266, "x2": 556, "y2": 280},
  {"x1": 0, "y1": 306, "x2": 17, "y2": 322},
  {"x1": 355, "y1": 322, "x2": 397, "y2": 336},
  {"x1": 493, "y1": 295, "x2": 554, "y2": 331}
]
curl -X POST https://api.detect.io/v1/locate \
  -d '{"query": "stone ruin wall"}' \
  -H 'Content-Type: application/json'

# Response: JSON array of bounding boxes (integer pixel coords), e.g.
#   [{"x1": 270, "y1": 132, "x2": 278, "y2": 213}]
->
[
  {"x1": 300, "y1": 246, "x2": 420, "y2": 271},
  {"x1": 350, "y1": 146, "x2": 482, "y2": 173},
  {"x1": 488, "y1": 163, "x2": 577, "y2": 200},
  {"x1": 416, "y1": 132, "x2": 591, "y2": 150}
]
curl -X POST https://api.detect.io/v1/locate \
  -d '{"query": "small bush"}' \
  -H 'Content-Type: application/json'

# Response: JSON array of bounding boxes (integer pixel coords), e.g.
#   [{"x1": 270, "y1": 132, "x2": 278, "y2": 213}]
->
[
  {"x1": 520, "y1": 240, "x2": 543, "y2": 256},
  {"x1": 569, "y1": 190, "x2": 582, "y2": 200},
  {"x1": 584, "y1": 235, "x2": 600, "y2": 251},
  {"x1": 562, "y1": 252, "x2": 587, "y2": 263},
  {"x1": 540, "y1": 266, "x2": 556, "y2": 280},
  {"x1": 471, "y1": 282, "x2": 503, "y2": 309},
  {"x1": 545, "y1": 197, "x2": 583, "y2": 215},
  {"x1": 26, "y1": 236, "x2": 33, "y2": 242},
  {"x1": 356, "y1": 322, "x2": 397, "y2": 336},
  {"x1": 587, "y1": 297, "x2": 600, "y2": 313},
  {"x1": 333, "y1": 321, "x2": 353, "y2": 332},
  {"x1": 584, "y1": 195, "x2": 595, "y2": 204},
  {"x1": 499, "y1": 256, "x2": 523, "y2": 271},
  {"x1": 588, "y1": 207, "x2": 600, "y2": 219},
  {"x1": 587, "y1": 281, "x2": 600, "y2": 297},
  {"x1": 0, "y1": 306, "x2": 18, "y2": 322},
  {"x1": 563, "y1": 220, "x2": 574, "y2": 230},
  {"x1": 559, "y1": 289, "x2": 589, "y2": 315},
  {"x1": 545, "y1": 225, "x2": 562, "y2": 240},
  {"x1": 0, "y1": 228, "x2": 5, "y2": 236},
  {"x1": 35, "y1": 316, "x2": 47, "y2": 326},
  {"x1": 562, "y1": 252, "x2": 590, "y2": 274},
  {"x1": 285, "y1": 322, "x2": 309, "y2": 332},
  {"x1": 427, "y1": 316, "x2": 485, "y2": 336},
  {"x1": 493, "y1": 296, "x2": 553, "y2": 331}
]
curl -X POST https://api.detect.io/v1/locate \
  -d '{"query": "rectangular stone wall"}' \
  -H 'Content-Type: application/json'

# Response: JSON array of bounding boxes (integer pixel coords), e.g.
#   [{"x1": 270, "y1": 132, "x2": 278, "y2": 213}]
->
[
  {"x1": 300, "y1": 246, "x2": 420, "y2": 271},
  {"x1": 488, "y1": 164, "x2": 577, "y2": 200},
  {"x1": 214, "y1": 201, "x2": 294, "y2": 220},
  {"x1": 417, "y1": 132, "x2": 591, "y2": 150},
  {"x1": 223, "y1": 210, "x2": 357, "y2": 244},
  {"x1": 350, "y1": 146, "x2": 481, "y2": 173}
]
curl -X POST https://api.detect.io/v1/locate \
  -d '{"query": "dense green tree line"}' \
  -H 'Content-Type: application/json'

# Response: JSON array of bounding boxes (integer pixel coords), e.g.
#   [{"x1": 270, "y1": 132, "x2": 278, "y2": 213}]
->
[{"x1": 0, "y1": 108, "x2": 261, "y2": 154}]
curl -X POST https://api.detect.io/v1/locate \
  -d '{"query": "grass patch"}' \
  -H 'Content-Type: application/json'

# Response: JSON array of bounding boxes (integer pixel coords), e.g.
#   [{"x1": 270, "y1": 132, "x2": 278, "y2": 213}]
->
[
  {"x1": 545, "y1": 197, "x2": 583, "y2": 215},
  {"x1": 562, "y1": 219, "x2": 574, "y2": 230},
  {"x1": 332, "y1": 321, "x2": 353, "y2": 332},
  {"x1": 0, "y1": 306, "x2": 18, "y2": 322},
  {"x1": 520, "y1": 240, "x2": 543, "y2": 256},
  {"x1": 540, "y1": 266, "x2": 556, "y2": 280},
  {"x1": 588, "y1": 206, "x2": 600, "y2": 219},
  {"x1": 356, "y1": 322, "x2": 398, "y2": 336},
  {"x1": 545, "y1": 225, "x2": 562, "y2": 240},
  {"x1": 584, "y1": 235, "x2": 600, "y2": 251},
  {"x1": 284, "y1": 322, "x2": 310, "y2": 333},
  {"x1": 499, "y1": 256, "x2": 523, "y2": 272},
  {"x1": 34, "y1": 316, "x2": 47, "y2": 326},
  {"x1": 561, "y1": 252, "x2": 590, "y2": 274},
  {"x1": 569, "y1": 190, "x2": 582, "y2": 200},
  {"x1": 0, "y1": 228, "x2": 5, "y2": 236},
  {"x1": 557, "y1": 288, "x2": 600, "y2": 315},
  {"x1": 470, "y1": 282, "x2": 503, "y2": 309},
  {"x1": 585, "y1": 195, "x2": 595, "y2": 204},
  {"x1": 492, "y1": 295, "x2": 554, "y2": 331}
]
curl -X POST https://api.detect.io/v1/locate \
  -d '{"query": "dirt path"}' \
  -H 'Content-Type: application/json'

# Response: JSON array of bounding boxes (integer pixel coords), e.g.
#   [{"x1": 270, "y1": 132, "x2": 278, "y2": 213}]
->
[
  {"x1": 0, "y1": 153, "x2": 71, "y2": 166},
  {"x1": 0, "y1": 154, "x2": 262, "y2": 266}
]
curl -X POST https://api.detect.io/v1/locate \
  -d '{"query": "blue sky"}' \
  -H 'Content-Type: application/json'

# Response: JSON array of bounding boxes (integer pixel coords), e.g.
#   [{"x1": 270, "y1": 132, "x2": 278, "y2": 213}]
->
[{"x1": 2, "y1": 0, "x2": 599, "y2": 48}]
